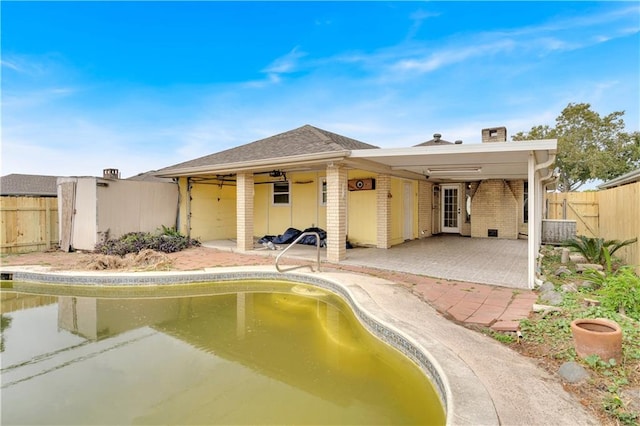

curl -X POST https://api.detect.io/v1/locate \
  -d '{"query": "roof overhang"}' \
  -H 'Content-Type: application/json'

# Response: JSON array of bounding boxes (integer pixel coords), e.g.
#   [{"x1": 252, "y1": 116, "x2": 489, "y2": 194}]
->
[
  {"x1": 350, "y1": 140, "x2": 557, "y2": 182},
  {"x1": 155, "y1": 150, "x2": 351, "y2": 178},
  {"x1": 155, "y1": 139, "x2": 557, "y2": 182}
]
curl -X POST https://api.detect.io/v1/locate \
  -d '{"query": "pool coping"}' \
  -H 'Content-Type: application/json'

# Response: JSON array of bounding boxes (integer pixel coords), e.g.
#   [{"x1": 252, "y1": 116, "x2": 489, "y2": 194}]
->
[{"x1": 2, "y1": 265, "x2": 500, "y2": 426}]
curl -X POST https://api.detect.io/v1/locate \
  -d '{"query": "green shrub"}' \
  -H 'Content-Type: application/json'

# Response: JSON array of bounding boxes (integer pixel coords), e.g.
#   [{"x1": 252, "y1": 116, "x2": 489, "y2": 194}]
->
[
  {"x1": 562, "y1": 236, "x2": 637, "y2": 266},
  {"x1": 596, "y1": 267, "x2": 640, "y2": 321}
]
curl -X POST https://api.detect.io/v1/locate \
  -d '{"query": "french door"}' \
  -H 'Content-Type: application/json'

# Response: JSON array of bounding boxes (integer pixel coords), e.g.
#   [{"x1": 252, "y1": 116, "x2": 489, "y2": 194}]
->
[{"x1": 441, "y1": 184, "x2": 460, "y2": 233}]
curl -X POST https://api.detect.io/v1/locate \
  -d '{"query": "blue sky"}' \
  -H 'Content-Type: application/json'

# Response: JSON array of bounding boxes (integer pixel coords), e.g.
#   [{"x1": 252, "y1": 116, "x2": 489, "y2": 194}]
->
[{"x1": 2, "y1": 1, "x2": 639, "y2": 179}]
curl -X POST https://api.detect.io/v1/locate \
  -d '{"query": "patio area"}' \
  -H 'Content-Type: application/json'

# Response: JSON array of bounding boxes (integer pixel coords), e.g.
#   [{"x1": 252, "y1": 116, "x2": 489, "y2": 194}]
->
[{"x1": 203, "y1": 234, "x2": 529, "y2": 289}]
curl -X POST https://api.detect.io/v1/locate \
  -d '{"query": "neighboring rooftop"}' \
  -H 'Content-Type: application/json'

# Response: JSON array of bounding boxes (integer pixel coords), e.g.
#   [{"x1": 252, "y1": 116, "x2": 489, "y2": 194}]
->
[
  {"x1": 598, "y1": 168, "x2": 640, "y2": 189},
  {"x1": 156, "y1": 124, "x2": 379, "y2": 174},
  {"x1": 414, "y1": 133, "x2": 460, "y2": 147},
  {"x1": 0, "y1": 174, "x2": 59, "y2": 197}
]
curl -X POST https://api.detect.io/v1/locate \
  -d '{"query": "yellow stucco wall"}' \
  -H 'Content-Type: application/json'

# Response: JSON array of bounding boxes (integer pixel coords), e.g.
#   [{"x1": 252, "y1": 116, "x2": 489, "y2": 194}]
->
[
  {"x1": 254, "y1": 172, "x2": 326, "y2": 237},
  {"x1": 180, "y1": 178, "x2": 236, "y2": 240},
  {"x1": 292, "y1": 172, "x2": 321, "y2": 230},
  {"x1": 347, "y1": 170, "x2": 378, "y2": 246},
  {"x1": 177, "y1": 171, "x2": 420, "y2": 246},
  {"x1": 390, "y1": 178, "x2": 418, "y2": 246}
]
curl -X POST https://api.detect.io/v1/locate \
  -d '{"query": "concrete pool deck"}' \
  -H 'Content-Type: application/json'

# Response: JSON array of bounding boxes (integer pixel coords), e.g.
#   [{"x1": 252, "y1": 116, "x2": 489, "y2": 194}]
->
[
  {"x1": 200, "y1": 240, "x2": 537, "y2": 332},
  {"x1": 1, "y1": 261, "x2": 598, "y2": 425}
]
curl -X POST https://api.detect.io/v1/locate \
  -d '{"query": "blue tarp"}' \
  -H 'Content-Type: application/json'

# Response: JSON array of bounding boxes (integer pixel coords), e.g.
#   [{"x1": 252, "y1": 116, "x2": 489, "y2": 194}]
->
[{"x1": 258, "y1": 227, "x2": 327, "y2": 247}]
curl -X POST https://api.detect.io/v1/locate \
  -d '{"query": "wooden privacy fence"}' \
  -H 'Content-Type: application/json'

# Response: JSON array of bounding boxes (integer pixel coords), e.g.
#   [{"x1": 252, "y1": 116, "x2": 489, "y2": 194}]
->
[
  {"x1": 546, "y1": 182, "x2": 640, "y2": 273},
  {"x1": 546, "y1": 191, "x2": 599, "y2": 237},
  {"x1": 0, "y1": 196, "x2": 59, "y2": 254}
]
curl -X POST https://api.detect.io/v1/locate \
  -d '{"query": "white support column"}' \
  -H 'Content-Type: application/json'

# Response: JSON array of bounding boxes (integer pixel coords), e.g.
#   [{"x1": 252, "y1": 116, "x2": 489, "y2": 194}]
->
[
  {"x1": 326, "y1": 164, "x2": 347, "y2": 262},
  {"x1": 527, "y1": 153, "x2": 536, "y2": 289},
  {"x1": 236, "y1": 173, "x2": 254, "y2": 252}
]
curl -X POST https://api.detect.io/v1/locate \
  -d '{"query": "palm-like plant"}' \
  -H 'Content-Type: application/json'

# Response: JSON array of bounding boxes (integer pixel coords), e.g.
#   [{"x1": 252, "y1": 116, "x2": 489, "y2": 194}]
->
[{"x1": 562, "y1": 235, "x2": 637, "y2": 265}]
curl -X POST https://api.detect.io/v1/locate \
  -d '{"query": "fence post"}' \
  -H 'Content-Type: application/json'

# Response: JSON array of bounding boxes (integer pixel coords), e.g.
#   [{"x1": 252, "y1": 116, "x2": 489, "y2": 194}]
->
[{"x1": 45, "y1": 201, "x2": 51, "y2": 249}]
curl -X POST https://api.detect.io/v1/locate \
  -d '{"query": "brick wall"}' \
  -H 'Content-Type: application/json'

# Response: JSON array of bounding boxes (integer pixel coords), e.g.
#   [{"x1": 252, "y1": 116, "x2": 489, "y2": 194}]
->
[
  {"x1": 470, "y1": 179, "x2": 518, "y2": 239},
  {"x1": 418, "y1": 180, "x2": 433, "y2": 237},
  {"x1": 481, "y1": 127, "x2": 507, "y2": 143},
  {"x1": 326, "y1": 164, "x2": 347, "y2": 261},
  {"x1": 460, "y1": 182, "x2": 479, "y2": 236},
  {"x1": 376, "y1": 174, "x2": 391, "y2": 248},
  {"x1": 236, "y1": 173, "x2": 254, "y2": 251}
]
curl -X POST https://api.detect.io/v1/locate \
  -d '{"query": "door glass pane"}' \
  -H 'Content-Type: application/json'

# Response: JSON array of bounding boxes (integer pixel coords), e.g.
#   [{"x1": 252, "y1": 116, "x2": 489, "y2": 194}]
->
[{"x1": 444, "y1": 188, "x2": 458, "y2": 228}]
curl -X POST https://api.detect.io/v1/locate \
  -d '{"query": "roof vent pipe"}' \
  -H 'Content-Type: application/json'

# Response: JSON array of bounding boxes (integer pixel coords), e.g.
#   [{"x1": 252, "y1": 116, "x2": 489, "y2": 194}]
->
[
  {"x1": 455, "y1": 140, "x2": 463, "y2": 144},
  {"x1": 433, "y1": 133, "x2": 441, "y2": 141}
]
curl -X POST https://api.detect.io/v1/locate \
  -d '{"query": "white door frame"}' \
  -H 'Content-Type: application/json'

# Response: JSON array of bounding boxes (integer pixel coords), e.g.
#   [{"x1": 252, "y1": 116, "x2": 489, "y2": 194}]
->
[{"x1": 441, "y1": 184, "x2": 460, "y2": 233}]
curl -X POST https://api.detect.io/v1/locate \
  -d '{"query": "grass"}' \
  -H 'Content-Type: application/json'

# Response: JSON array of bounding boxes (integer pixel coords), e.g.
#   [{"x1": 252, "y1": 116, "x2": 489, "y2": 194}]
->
[{"x1": 488, "y1": 246, "x2": 640, "y2": 425}]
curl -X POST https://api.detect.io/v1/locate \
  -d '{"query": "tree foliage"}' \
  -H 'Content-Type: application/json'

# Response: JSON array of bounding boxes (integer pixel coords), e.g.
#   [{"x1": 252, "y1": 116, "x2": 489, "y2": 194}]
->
[{"x1": 512, "y1": 103, "x2": 640, "y2": 192}]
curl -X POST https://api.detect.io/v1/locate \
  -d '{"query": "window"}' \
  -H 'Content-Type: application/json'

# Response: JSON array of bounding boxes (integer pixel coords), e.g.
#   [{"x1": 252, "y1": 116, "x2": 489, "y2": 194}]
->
[
  {"x1": 320, "y1": 178, "x2": 327, "y2": 206},
  {"x1": 273, "y1": 181, "x2": 290, "y2": 205},
  {"x1": 523, "y1": 181, "x2": 528, "y2": 223}
]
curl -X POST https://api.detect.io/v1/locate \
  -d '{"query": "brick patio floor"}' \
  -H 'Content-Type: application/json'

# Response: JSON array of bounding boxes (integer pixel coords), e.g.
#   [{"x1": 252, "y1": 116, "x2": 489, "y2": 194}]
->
[{"x1": 1, "y1": 246, "x2": 537, "y2": 332}]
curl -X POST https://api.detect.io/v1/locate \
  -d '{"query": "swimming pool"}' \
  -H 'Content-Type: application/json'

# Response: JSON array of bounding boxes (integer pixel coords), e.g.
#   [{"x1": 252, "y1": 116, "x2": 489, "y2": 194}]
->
[{"x1": 1, "y1": 275, "x2": 446, "y2": 425}]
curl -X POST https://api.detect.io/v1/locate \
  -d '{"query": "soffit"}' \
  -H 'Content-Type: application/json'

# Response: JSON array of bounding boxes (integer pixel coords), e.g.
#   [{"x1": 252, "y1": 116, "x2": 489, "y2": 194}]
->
[{"x1": 349, "y1": 140, "x2": 557, "y2": 181}]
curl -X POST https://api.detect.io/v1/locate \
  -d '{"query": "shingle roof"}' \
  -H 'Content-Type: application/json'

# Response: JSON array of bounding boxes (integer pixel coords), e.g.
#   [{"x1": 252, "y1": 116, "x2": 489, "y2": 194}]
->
[
  {"x1": 413, "y1": 133, "x2": 455, "y2": 147},
  {"x1": 157, "y1": 124, "x2": 379, "y2": 173},
  {"x1": 126, "y1": 170, "x2": 175, "y2": 183},
  {"x1": 0, "y1": 174, "x2": 59, "y2": 197},
  {"x1": 598, "y1": 168, "x2": 640, "y2": 189}
]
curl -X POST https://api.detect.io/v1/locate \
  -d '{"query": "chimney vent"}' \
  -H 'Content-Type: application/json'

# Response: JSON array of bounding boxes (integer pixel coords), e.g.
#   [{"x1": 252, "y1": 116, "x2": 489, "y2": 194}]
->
[
  {"x1": 481, "y1": 127, "x2": 507, "y2": 143},
  {"x1": 433, "y1": 133, "x2": 441, "y2": 141},
  {"x1": 103, "y1": 168, "x2": 120, "y2": 179}
]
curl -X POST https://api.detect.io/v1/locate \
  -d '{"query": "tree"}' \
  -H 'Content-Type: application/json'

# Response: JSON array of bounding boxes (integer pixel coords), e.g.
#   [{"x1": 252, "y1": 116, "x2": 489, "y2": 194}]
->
[{"x1": 512, "y1": 103, "x2": 640, "y2": 192}]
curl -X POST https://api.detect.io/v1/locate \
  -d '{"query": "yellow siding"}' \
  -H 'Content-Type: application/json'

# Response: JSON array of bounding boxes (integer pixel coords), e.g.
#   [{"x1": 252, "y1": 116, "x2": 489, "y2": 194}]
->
[
  {"x1": 291, "y1": 172, "x2": 319, "y2": 230},
  {"x1": 253, "y1": 180, "x2": 269, "y2": 236},
  {"x1": 390, "y1": 178, "x2": 417, "y2": 246},
  {"x1": 265, "y1": 176, "x2": 291, "y2": 234},
  {"x1": 176, "y1": 171, "x2": 422, "y2": 248},
  {"x1": 314, "y1": 172, "x2": 327, "y2": 230},
  {"x1": 189, "y1": 181, "x2": 236, "y2": 240},
  {"x1": 255, "y1": 172, "x2": 325, "y2": 236},
  {"x1": 347, "y1": 170, "x2": 377, "y2": 246}
]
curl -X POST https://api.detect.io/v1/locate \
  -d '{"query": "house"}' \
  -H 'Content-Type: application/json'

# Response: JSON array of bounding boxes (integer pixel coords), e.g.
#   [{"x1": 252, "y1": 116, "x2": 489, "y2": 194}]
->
[
  {"x1": 155, "y1": 124, "x2": 557, "y2": 288},
  {"x1": 0, "y1": 173, "x2": 58, "y2": 197},
  {"x1": 597, "y1": 168, "x2": 640, "y2": 190}
]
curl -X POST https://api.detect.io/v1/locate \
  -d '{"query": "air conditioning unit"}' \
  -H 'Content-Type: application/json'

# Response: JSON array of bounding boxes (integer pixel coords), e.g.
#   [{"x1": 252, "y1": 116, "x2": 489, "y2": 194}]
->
[{"x1": 348, "y1": 178, "x2": 376, "y2": 191}]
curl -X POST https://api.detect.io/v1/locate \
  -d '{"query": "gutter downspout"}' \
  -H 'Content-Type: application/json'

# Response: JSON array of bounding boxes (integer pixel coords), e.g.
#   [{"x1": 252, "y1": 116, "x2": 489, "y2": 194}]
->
[
  {"x1": 529, "y1": 153, "x2": 557, "y2": 288},
  {"x1": 186, "y1": 177, "x2": 192, "y2": 239},
  {"x1": 528, "y1": 154, "x2": 536, "y2": 289}
]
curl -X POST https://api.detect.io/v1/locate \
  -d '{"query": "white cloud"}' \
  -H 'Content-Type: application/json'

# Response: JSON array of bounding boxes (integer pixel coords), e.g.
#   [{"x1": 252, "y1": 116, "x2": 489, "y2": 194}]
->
[
  {"x1": 263, "y1": 47, "x2": 307, "y2": 75},
  {"x1": 2, "y1": 3, "x2": 637, "y2": 181},
  {"x1": 391, "y1": 39, "x2": 516, "y2": 74}
]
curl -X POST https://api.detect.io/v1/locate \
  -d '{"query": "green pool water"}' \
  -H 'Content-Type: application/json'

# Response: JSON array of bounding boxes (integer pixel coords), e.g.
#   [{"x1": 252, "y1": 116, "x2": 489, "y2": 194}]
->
[{"x1": 1, "y1": 281, "x2": 445, "y2": 425}]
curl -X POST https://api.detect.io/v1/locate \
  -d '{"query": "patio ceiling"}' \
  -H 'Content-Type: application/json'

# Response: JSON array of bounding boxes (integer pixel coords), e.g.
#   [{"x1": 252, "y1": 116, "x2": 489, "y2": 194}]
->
[{"x1": 349, "y1": 139, "x2": 557, "y2": 182}]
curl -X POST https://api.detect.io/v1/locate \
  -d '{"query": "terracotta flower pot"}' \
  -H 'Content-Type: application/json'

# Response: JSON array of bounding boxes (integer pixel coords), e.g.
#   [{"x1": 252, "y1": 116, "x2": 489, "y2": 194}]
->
[{"x1": 570, "y1": 318, "x2": 623, "y2": 363}]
